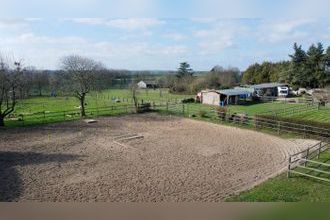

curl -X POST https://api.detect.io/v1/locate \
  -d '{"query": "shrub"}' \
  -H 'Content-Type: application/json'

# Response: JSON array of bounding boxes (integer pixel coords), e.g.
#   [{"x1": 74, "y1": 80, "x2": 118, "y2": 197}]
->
[
  {"x1": 137, "y1": 103, "x2": 152, "y2": 113},
  {"x1": 215, "y1": 107, "x2": 227, "y2": 120},
  {"x1": 198, "y1": 110, "x2": 208, "y2": 118},
  {"x1": 182, "y1": 98, "x2": 195, "y2": 103}
]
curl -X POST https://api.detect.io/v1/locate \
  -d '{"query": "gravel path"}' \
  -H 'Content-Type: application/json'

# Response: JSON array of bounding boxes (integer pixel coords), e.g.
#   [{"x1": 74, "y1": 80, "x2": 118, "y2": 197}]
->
[{"x1": 0, "y1": 113, "x2": 318, "y2": 201}]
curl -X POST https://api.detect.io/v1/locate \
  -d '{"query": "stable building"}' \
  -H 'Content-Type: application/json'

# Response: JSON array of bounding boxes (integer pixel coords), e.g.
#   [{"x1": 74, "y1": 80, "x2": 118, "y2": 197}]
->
[{"x1": 200, "y1": 89, "x2": 253, "y2": 106}]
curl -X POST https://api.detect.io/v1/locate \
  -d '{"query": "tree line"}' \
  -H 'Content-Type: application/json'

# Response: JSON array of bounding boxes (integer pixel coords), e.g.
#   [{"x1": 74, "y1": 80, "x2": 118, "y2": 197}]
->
[
  {"x1": 166, "y1": 62, "x2": 241, "y2": 94},
  {"x1": 242, "y1": 42, "x2": 330, "y2": 89},
  {"x1": 1, "y1": 42, "x2": 329, "y2": 126}
]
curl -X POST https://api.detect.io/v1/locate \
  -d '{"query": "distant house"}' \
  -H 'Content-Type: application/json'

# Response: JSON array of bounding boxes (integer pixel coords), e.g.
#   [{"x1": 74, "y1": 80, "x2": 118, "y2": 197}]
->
[{"x1": 137, "y1": 80, "x2": 158, "y2": 89}]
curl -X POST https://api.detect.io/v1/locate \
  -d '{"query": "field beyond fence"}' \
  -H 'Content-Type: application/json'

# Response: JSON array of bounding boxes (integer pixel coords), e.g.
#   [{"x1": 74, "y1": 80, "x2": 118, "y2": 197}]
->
[{"x1": 5, "y1": 100, "x2": 329, "y2": 142}]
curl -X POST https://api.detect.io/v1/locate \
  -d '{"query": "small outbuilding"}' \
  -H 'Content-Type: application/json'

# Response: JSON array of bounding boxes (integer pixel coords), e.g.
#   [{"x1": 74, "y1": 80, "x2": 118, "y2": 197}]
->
[
  {"x1": 137, "y1": 80, "x2": 158, "y2": 89},
  {"x1": 200, "y1": 88, "x2": 253, "y2": 106}
]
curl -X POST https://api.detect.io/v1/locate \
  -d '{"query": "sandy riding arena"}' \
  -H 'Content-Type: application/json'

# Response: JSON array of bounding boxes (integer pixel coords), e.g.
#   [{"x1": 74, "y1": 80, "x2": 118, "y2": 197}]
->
[{"x1": 0, "y1": 113, "x2": 317, "y2": 202}]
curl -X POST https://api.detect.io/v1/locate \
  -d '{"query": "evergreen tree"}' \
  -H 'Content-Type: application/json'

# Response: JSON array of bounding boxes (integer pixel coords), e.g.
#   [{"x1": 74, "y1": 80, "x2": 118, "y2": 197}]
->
[
  {"x1": 306, "y1": 42, "x2": 325, "y2": 88},
  {"x1": 177, "y1": 62, "x2": 194, "y2": 78},
  {"x1": 242, "y1": 63, "x2": 261, "y2": 84},
  {"x1": 325, "y1": 47, "x2": 330, "y2": 73},
  {"x1": 289, "y1": 43, "x2": 308, "y2": 87}
]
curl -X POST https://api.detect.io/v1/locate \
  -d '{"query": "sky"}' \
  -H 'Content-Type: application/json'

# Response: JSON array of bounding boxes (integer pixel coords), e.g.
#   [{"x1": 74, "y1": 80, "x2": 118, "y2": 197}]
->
[{"x1": 0, "y1": 0, "x2": 329, "y2": 71}]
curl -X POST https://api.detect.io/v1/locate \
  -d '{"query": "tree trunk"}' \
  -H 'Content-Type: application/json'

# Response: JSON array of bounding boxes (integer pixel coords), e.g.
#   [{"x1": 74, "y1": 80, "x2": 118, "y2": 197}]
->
[
  {"x1": 80, "y1": 94, "x2": 86, "y2": 117},
  {"x1": 0, "y1": 116, "x2": 4, "y2": 127}
]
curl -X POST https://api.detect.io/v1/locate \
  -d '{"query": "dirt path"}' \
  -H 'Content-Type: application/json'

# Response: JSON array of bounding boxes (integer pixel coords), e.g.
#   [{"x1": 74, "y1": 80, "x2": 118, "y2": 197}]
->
[{"x1": 0, "y1": 113, "x2": 318, "y2": 201}]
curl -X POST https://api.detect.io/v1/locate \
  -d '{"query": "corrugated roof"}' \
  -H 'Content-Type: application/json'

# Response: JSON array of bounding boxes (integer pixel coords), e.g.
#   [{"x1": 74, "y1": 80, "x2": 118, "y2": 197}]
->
[
  {"x1": 219, "y1": 88, "x2": 253, "y2": 96},
  {"x1": 202, "y1": 88, "x2": 253, "y2": 96},
  {"x1": 139, "y1": 80, "x2": 157, "y2": 85},
  {"x1": 250, "y1": 83, "x2": 288, "y2": 89}
]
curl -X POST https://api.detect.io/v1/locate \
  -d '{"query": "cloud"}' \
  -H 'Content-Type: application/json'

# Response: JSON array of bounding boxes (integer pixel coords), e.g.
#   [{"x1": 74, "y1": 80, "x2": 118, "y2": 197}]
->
[
  {"x1": 163, "y1": 33, "x2": 187, "y2": 41},
  {"x1": 67, "y1": 18, "x2": 165, "y2": 30},
  {"x1": 198, "y1": 36, "x2": 233, "y2": 55},
  {"x1": 94, "y1": 41, "x2": 187, "y2": 57},
  {"x1": 0, "y1": 18, "x2": 40, "y2": 29},
  {"x1": 2, "y1": 33, "x2": 87, "y2": 45},
  {"x1": 258, "y1": 19, "x2": 316, "y2": 43},
  {"x1": 192, "y1": 20, "x2": 248, "y2": 54}
]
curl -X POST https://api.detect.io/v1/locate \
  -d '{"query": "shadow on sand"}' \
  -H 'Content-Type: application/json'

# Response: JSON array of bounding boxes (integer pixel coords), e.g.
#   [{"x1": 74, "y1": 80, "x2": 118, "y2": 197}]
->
[{"x1": 0, "y1": 151, "x2": 81, "y2": 201}]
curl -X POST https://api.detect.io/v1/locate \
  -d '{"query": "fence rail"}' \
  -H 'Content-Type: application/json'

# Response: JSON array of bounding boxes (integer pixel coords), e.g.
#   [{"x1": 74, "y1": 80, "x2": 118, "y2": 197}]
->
[
  {"x1": 288, "y1": 141, "x2": 330, "y2": 182},
  {"x1": 5, "y1": 102, "x2": 330, "y2": 141},
  {"x1": 155, "y1": 103, "x2": 330, "y2": 141},
  {"x1": 259, "y1": 103, "x2": 319, "y2": 117}
]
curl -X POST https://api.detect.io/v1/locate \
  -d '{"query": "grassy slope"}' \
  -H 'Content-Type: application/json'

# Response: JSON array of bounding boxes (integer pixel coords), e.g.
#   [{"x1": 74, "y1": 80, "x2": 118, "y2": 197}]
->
[
  {"x1": 288, "y1": 108, "x2": 330, "y2": 124},
  {"x1": 227, "y1": 150, "x2": 330, "y2": 202}
]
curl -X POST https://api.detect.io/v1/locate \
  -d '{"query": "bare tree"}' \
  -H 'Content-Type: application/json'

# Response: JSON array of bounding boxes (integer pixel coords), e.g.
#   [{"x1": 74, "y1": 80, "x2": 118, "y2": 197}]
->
[
  {"x1": 61, "y1": 55, "x2": 105, "y2": 117},
  {"x1": 130, "y1": 83, "x2": 139, "y2": 113},
  {"x1": 33, "y1": 70, "x2": 50, "y2": 96},
  {"x1": 0, "y1": 55, "x2": 24, "y2": 127}
]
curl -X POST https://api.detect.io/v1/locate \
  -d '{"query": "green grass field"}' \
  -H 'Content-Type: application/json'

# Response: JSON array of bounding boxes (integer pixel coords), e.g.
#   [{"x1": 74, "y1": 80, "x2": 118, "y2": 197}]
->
[
  {"x1": 3, "y1": 88, "x2": 330, "y2": 128},
  {"x1": 288, "y1": 108, "x2": 330, "y2": 124},
  {"x1": 13, "y1": 89, "x2": 192, "y2": 114},
  {"x1": 227, "y1": 150, "x2": 330, "y2": 202}
]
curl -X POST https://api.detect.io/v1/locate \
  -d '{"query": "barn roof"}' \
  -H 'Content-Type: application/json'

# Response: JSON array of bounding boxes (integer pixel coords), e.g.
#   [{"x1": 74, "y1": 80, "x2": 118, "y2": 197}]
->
[
  {"x1": 201, "y1": 88, "x2": 253, "y2": 96},
  {"x1": 144, "y1": 80, "x2": 157, "y2": 85},
  {"x1": 219, "y1": 88, "x2": 253, "y2": 96},
  {"x1": 250, "y1": 83, "x2": 288, "y2": 89}
]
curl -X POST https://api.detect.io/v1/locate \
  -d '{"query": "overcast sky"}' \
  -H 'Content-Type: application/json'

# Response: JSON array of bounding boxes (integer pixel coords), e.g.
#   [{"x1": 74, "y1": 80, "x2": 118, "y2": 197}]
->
[{"x1": 0, "y1": 0, "x2": 329, "y2": 71}]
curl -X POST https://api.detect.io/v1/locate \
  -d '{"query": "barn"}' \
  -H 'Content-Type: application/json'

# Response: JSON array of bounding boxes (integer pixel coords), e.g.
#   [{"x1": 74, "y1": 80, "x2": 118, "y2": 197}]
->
[
  {"x1": 201, "y1": 89, "x2": 253, "y2": 106},
  {"x1": 137, "y1": 80, "x2": 158, "y2": 89}
]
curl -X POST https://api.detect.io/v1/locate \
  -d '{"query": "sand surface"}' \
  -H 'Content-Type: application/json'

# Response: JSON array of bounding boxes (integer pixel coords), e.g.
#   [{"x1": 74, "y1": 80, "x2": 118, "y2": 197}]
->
[{"x1": 0, "y1": 113, "x2": 318, "y2": 201}]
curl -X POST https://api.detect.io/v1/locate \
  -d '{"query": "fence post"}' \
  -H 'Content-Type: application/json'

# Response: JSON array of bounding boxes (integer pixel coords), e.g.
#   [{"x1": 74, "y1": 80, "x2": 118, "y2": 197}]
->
[
  {"x1": 287, "y1": 156, "x2": 291, "y2": 178},
  {"x1": 303, "y1": 125, "x2": 307, "y2": 139},
  {"x1": 277, "y1": 121, "x2": 281, "y2": 135},
  {"x1": 166, "y1": 101, "x2": 169, "y2": 113},
  {"x1": 182, "y1": 103, "x2": 185, "y2": 115},
  {"x1": 317, "y1": 142, "x2": 322, "y2": 159},
  {"x1": 304, "y1": 148, "x2": 310, "y2": 167}
]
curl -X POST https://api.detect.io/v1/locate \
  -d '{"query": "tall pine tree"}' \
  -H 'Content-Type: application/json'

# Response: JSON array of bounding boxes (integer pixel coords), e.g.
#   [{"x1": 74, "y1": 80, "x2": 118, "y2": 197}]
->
[{"x1": 289, "y1": 43, "x2": 308, "y2": 87}]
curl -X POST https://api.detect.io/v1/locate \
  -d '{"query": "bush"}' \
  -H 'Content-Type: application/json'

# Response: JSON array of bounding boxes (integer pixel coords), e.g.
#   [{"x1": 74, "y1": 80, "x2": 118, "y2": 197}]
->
[
  {"x1": 215, "y1": 107, "x2": 227, "y2": 120},
  {"x1": 137, "y1": 103, "x2": 152, "y2": 113},
  {"x1": 182, "y1": 98, "x2": 195, "y2": 103},
  {"x1": 198, "y1": 110, "x2": 208, "y2": 118}
]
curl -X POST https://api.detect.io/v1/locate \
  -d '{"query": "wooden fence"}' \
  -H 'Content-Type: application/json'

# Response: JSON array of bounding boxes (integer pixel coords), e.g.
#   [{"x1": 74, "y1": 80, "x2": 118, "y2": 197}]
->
[
  {"x1": 288, "y1": 141, "x2": 329, "y2": 182},
  {"x1": 6, "y1": 101, "x2": 330, "y2": 142},
  {"x1": 155, "y1": 103, "x2": 330, "y2": 141},
  {"x1": 259, "y1": 103, "x2": 319, "y2": 117}
]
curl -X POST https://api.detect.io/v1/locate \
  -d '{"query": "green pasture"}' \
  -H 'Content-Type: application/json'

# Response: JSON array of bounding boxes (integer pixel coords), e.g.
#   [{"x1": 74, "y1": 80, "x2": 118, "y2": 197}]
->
[
  {"x1": 288, "y1": 108, "x2": 330, "y2": 124},
  {"x1": 3, "y1": 88, "x2": 329, "y2": 128}
]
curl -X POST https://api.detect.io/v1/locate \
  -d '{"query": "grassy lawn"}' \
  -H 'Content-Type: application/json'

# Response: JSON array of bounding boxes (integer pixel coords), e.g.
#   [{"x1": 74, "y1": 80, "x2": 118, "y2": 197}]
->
[
  {"x1": 4, "y1": 88, "x2": 329, "y2": 128},
  {"x1": 11, "y1": 89, "x2": 192, "y2": 114},
  {"x1": 166, "y1": 102, "x2": 302, "y2": 117},
  {"x1": 227, "y1": 150, "x2": 330, "y2": 202},
  {"x1": 288, "y1": 108, "x2": 330, "y2": 124},
  {"x1": 3, "y1": 89, "x2": 193, "y2": 127}
]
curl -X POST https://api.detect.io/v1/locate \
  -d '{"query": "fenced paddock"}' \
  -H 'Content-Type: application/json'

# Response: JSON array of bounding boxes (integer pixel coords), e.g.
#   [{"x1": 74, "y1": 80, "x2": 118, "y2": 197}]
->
[
  {"x1": 0, "y1": 113, "x2": 318, "y2": 202},
  {"x1": 155, "y1": 103, "x2": 330, "y2": 141},
  {"x1": 5, "y1": 102, "x2": 330, "y2": 141}
]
